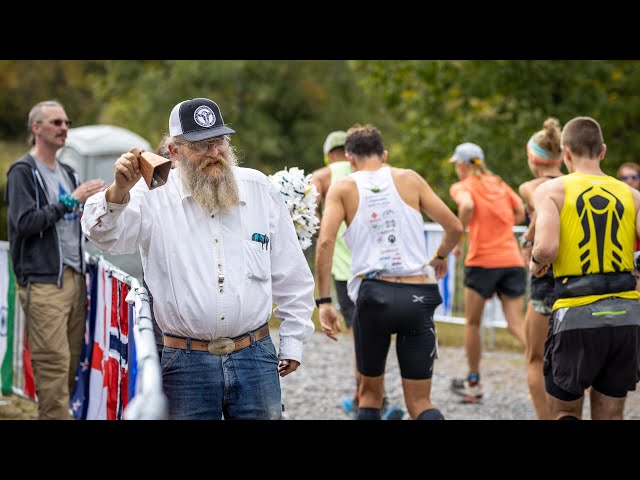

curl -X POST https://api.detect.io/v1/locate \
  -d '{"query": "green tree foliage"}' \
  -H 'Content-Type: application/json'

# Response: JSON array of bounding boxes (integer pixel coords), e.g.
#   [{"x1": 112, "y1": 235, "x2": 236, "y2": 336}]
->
[
  {"x1": 0, "y1": 60, "x2": 390, "y2": 240},
  {"x1": 352, "y1": 60, "x2": 640, "y2": 211},
  {"x1": 0, "y1": 60, "x2": 106, "y2": 140},
  {"x1": 3, "y1": 60, "x2": 640, "y2": 240},
  {"x1": 0, "y1": 60, "x2": 107, "y2": 240},
  {"x1": 91, "y1": 60, "x2": 392, "y2": 175}
]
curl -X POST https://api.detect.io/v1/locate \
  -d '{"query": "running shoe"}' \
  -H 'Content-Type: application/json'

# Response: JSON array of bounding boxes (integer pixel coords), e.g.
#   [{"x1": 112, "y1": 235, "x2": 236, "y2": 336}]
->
[
  {"x1": 342, "y1": 397, "x2": 358, "y2": 419},
  {"x1": 450, "y1": 377, "x2": 483, "y2": 403},
  {"x1": 381, "y1": 397, "x2": 405, "y2": 420}
]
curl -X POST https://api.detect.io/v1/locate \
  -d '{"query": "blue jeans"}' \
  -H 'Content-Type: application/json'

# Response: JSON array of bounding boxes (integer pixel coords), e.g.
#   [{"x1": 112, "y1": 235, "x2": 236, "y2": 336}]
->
[{"x1": 161, "y1": 334, "x2": 282, "y2": 419}]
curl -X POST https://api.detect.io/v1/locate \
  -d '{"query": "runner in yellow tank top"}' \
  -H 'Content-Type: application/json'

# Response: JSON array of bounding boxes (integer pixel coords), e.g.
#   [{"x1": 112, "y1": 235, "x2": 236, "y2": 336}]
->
[{"x1": 531, "y1": 116, "x2": 640, "y2": 420}]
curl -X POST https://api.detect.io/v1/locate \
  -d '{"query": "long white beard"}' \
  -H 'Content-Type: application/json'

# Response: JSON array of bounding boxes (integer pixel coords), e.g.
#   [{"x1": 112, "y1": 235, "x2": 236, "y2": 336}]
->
[{"x1": 178, "y1": 148, "x2": 240, "y2": 213}]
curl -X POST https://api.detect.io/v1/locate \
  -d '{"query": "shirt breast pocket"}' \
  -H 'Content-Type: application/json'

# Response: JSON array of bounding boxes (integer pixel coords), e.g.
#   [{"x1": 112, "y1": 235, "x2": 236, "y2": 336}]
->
[{"x1": 243, "y1": 239, "x2": 270, "y2": 281}]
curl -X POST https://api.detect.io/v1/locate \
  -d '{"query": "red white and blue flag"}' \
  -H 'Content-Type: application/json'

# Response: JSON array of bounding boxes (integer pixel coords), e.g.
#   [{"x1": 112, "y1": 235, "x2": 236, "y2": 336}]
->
[
  {"x1": 82, "y1": 259, "x2": 133, "y2": 420},
  {"x1": 71, "y1": 262, "x2": 98, "y2": 419}
]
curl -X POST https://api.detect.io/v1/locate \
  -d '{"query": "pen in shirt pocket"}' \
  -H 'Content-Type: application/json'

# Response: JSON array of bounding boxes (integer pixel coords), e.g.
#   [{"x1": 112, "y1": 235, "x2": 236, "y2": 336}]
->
[{"x1": 251, "y1": 232, "x2": 269, "y2": 250}]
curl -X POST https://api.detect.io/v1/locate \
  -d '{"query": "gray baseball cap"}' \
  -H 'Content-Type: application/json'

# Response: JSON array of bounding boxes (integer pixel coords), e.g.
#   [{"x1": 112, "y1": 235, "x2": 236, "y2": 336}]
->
[{"x1": 449, "y1": 142, "x2": 484, "y2": 163}]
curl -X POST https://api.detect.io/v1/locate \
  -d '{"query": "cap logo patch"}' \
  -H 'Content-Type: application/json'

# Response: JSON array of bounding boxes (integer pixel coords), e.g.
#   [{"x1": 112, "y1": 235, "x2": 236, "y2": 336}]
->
[{"x1": 194, "y1": 106, "x2": 216, "y2": 128}]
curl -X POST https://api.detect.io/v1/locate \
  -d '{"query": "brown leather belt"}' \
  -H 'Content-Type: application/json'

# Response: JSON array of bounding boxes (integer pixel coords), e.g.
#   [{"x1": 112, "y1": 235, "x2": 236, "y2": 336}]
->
[{"x1": 163, "y1": 323, "x2": 270, "y2": 356}]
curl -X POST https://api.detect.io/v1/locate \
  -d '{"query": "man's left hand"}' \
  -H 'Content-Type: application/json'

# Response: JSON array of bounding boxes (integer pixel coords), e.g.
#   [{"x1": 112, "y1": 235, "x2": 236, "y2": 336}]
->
[
  {"x1": 319, "y1": 304, "x2": 342, "y2": 341},
  {"x1": 278, "y1": 359, "x2": 300, "y2": 377},
  {"x1": 428, "y1": 256, "x2": 448, "y2": 280}
]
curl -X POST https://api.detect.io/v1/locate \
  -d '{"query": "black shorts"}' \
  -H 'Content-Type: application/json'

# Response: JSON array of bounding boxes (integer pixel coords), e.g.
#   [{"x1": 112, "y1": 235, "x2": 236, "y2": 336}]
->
[
  {"x1": 464, "y1": 266, "x2": 526, "y2": 299},
  {"x1": 543, "y1": 297, "x2": 640, "y2": 401},
  {"x1": 353, "y1": 279, "x2": 442, "y2": 380},
  {"x1": 334, "y1": 279, "x2": 355, "y2": 328}
]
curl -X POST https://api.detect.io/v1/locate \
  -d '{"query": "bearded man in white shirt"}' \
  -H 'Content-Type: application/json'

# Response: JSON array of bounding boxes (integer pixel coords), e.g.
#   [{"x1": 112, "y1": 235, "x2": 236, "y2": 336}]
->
[{"x1": 81, "y1": 98, "x2": 315, "y2": 420}]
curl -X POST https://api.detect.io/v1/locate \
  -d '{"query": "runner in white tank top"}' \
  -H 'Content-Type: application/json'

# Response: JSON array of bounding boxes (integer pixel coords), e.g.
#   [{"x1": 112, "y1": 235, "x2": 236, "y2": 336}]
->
[
  {"x1": 315, "y1": 124, "x2": 463, "y2": 420},
  {"x1": 345, "y1": 165, "x2": 431, "y2": 302}
]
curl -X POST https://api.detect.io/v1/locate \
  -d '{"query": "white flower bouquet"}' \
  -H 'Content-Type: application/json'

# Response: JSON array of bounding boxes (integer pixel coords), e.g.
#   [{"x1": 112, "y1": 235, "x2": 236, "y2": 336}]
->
[{"x1": 269, "y1": 167, "x2": 320, "y2": 250}]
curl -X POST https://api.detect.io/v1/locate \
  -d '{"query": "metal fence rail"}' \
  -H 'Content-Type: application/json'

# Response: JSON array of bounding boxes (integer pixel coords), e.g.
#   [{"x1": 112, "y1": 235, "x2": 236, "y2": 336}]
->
[{"x1": 103, "y1": 262, "x2": 168, "y2": 420}]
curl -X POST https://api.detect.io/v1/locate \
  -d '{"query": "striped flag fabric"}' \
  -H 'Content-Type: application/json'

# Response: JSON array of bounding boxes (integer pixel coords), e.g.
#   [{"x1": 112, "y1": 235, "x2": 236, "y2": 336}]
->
[
  {"x1": 86, "y1": 259, "x2": 132, "y2": 420},
  {"x1": 71, "y1": 262, "x2": 98, "y2": 419},
  {"x1": 0, "y1": 247, "x2": 35, "y2": 400},
  {"x1": 0, "y1": 250, "x2": 13, "y2": 395},
  {"x1": 86, "y1": 259, "x2": 111, "y2": 419},
  {"x1": 105, "y1": 280, "x2": 129, "y2": 419},
  {"x1": 20, "y1": 332, "x2": 36, "y2": 400}
]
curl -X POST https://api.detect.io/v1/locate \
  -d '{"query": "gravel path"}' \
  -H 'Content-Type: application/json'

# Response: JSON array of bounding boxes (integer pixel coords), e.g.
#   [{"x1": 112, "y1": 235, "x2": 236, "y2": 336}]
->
[
  {"x1": 4, "y1": 329, "x2": 639, "y2": 420},
  {"x1": 278, "y1": 330, "x2": 640, "y2": 420}
]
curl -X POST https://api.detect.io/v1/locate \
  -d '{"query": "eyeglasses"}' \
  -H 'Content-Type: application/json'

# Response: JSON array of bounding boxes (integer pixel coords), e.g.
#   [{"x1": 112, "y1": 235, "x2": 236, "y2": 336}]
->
[
  {"x1": 39, "y1": 119, "x2": 72, "y2": 127},
  {"x1": 620, "y1": 175, "x2": 639, "y2": 181},
  {"x1": 178, "y1": 136, "x2": 229, "y2": 153}
]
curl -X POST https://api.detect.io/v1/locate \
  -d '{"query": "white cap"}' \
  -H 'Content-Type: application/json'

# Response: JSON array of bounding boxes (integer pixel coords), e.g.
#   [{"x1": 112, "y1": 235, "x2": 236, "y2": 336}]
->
[
  {"x1": 449, "y1": 142, "x2": 484, "y2": 163},
  {"x1": 323, "y1": 131, "x2": 347, "y2": 155}
]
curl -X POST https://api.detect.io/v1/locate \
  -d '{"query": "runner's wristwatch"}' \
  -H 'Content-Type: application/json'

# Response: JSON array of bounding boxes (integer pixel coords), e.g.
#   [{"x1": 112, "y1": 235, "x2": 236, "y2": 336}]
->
[{"x1": 315, "y1": 297, "x2": 332, "y2": 307}]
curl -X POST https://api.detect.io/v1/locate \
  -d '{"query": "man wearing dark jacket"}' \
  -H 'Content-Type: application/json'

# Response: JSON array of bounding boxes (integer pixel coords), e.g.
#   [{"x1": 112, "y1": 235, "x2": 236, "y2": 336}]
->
[{"x1": 5, "y1": 100, "x2": 104, "y2": 419}]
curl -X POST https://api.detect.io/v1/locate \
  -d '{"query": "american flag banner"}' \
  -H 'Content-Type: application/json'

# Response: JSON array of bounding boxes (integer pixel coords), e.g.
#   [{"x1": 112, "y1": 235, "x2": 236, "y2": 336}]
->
[
  {"x1": 86, "y1": 259, "x2": 111, "y2": 419},
  {"x1": 71, "y1": 262, "x2": 98, "y2": 419}
]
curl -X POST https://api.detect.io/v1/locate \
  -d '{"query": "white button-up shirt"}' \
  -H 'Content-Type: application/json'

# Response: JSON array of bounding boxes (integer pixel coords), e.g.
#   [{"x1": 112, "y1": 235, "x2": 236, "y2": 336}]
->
[{"x1": 81, "y1": 167, "x2": 315, "y2": 362}]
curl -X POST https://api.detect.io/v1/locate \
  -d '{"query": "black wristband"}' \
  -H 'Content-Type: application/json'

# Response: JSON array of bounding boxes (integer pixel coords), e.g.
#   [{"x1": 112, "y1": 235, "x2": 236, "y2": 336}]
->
[
  {"x1": 315, "y1": 297, "x2": 332, "y2": 307},
  {"x1": 435, "y1": 254, "x2": 446, "y2": 260},
  {"x1": 531, "y1": 253, "x2": 542, "y2": 265}
]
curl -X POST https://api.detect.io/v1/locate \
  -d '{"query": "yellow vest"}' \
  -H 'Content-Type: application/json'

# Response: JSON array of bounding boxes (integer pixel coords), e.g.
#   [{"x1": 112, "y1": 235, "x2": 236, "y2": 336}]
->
[{"x1": 553, "y1": 172, "x2": 640, "y2": 310}]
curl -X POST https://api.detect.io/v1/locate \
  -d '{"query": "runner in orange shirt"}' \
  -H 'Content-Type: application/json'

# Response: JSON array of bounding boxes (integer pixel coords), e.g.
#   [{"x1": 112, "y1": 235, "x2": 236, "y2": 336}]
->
[{"x1": 449, "y1": 143, "x2": 526, "y2": 402}]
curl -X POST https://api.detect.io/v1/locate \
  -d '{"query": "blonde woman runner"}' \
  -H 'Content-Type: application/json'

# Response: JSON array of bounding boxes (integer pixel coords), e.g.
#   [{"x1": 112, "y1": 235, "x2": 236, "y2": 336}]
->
[
  {"x1": 449, "y1": 142, "x2": 526, "y2": 403},
  {"x1": 518, "y1": 118, "x2": 564, "y2": 419}
]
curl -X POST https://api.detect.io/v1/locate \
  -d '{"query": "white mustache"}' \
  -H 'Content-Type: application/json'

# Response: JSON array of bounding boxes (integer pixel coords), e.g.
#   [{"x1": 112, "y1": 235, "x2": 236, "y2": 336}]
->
[{"x1": 198, "y1": 156, "x2": 225, "y2": 171}]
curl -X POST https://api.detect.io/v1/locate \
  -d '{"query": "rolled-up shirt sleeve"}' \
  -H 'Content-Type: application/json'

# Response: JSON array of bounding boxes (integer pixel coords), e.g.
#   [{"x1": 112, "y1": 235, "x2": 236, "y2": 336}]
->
[
  {"x1": 81, "y1": 180, "x2": 147, "y2": 255},
  {"x1": 268, "y1": 186, "x2": 315, "y2": 363}
]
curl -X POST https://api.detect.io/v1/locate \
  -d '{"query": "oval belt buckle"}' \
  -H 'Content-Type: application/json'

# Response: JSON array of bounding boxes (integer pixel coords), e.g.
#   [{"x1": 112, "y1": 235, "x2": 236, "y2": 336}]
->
[{"x1": 208, "y1": 337, "x2": 236, "y2": 356}]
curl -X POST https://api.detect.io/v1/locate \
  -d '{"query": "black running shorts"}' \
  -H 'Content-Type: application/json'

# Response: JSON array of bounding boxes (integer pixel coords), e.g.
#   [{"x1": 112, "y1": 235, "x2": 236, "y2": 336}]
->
[
  {"x1": 353, "y1": 279, "x2": 442, "y2": 380},
  {"x1": 464, "y1": 266, "x2": 526, "y2": 299},
  {"x1": 543, "y1": 297, "x2": 640, "y2": 400}
]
